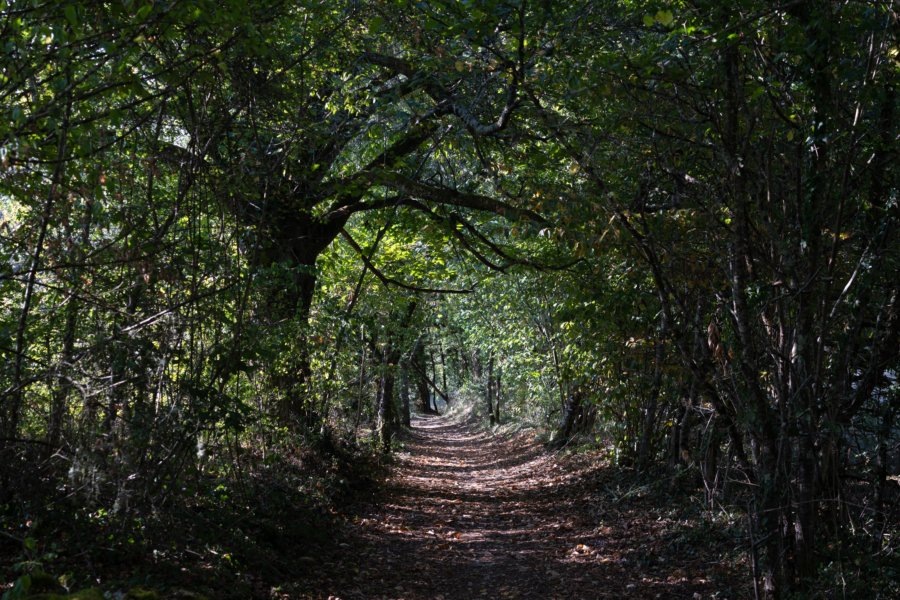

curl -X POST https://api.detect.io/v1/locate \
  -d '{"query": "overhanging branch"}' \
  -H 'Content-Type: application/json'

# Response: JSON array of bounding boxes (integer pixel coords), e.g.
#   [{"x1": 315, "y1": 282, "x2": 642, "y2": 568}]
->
[
  {"x1": 362, "y1": 51, "x2": 520, "y2": 137},
  {"x1": 339, "y1": 228, "x2": 472, "y2": 294},
  {"x1": 376, "y1": 172, "x2": 546, "y2": 223}
]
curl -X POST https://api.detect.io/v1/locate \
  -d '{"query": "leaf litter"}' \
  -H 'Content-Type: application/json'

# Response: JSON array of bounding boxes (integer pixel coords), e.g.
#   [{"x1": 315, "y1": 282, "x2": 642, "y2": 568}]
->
[{"x1": 300, "y1": 414, "x2": 745, "y2": 599}]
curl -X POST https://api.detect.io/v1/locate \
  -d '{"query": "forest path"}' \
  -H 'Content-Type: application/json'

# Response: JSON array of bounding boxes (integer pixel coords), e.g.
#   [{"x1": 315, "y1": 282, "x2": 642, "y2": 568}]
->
[{"x1": 305, "y1": 413, "x2": 739, "y2": 599}]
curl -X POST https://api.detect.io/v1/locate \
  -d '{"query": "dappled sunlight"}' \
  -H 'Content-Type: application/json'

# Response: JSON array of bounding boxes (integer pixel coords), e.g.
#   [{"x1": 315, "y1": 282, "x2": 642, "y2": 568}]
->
[{"x1": 303, "y1": 414, "x2": 742, "y2": 599}]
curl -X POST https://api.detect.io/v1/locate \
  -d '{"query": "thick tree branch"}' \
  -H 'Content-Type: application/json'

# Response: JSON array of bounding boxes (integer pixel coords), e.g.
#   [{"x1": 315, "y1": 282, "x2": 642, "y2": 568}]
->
[
  {"x1": 376, "y1": 172, "x2": 546, "y2": 223},
  {"x1": 330, "y1": 195, "x2": 572, "y2": 273},
  {"x1": 323, "y1": 122, "x2": 440, "y2": 221},
  {"x1": 450, "y1": 213, "x2": 582, "y2": 271},
  {"x1": 362, "y1": 51, "x2": 520, "y2": 136},
  {"x1": 407, "y1": 359, "x2": 450, "y2": 403},
  {"x1": 339, "y1": 229, "x2": 472, "y2": 294}
]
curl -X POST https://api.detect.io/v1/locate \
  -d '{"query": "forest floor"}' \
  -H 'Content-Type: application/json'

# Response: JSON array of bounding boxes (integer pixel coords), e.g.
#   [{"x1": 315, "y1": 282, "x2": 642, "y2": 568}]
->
[
  {"x1": 1, "y1": 411, "x2": 750, "y2": 600},
  {"x1": 297, "y1": 412, "x2": 747, "y2": 600}
]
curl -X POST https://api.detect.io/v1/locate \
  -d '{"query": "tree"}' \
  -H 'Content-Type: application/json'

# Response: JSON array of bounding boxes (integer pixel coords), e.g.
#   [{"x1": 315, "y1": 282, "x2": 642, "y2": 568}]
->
[
  {"x1": 527, "y1": 0, "x2": 899, "y2": 594},
  {"x1": 182, "y1": 0, "x2": 550, "y2": 426}
]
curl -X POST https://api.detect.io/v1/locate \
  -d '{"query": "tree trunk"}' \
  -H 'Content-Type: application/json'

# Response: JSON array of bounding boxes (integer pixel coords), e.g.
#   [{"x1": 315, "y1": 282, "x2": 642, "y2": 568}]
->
[
  {"x1": 667, "y1": 382, "x2": 696, "y2": 470},
  {"x1": 354, "y1": 327, "x2": 367, "y2": 433},
  {"x1": 471, "y1": 348, "x2": 482, "y2": 381},
  {"x1": 253, "y1": 208, "x2": 345, "y2": 429},
  {"x1": 399, "y1": 365, "x2": 411, "y2": 428},
  {"x1": 439, "y1": 341, "x2": 449, "y2": 398},
  {"x1": 49, "y1": 291, "x2": 78, "y2": 450},
  {"x1": 375, "y1": 349, "x2": 398, "y2": 451},
  {"x1": 487, "y1": 354, "x2": 495, "y2": 425},
  {"x1": 637, "y1": 338, "x2": 665, "y2": 470},
  {"x1": 551, "y1": 386, "x2": 596, "y2": 448},
  {"x1": 430, "y1": 349, "x2": 441, "y2": 411},
  {"x1": 493, "y1": 366, "x2": 501, "y2": 425},
  {"x1": 412, "y1": 338, "x2": 436, "y2": 414},
  {"x1": 3, "y1": 88, "x2": 71, "y2": 452},
  {"x1": 271, "y1": 266, "x2": 317, "y2": 428}
]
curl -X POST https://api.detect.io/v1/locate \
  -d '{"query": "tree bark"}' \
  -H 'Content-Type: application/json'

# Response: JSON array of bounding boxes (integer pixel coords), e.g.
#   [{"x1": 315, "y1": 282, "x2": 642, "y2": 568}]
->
[
  {"x1": 487, "y1": 354, "x2": 495, "y2": 426},
  {"x1": 439, "y1": 341, "x2": 449, "y2": 399},
  {"x1": 399, "y1": 364, "x2": 411, "y2": 428},
  {"x1": 412, "y1": 337, "x2": 436, "y2": 414},
  {"x1": 637, "y1": 336, "x2": 665, "y2": 470},
  {"x1": 551, "y1": 386, "x2": 596, "y2": 448},
  {"x1": 375, "y1": 348, "x2": 398, "y2": 451},
  {"x1": 493, "y1": 366, "x2": 501, "y2": 425}
]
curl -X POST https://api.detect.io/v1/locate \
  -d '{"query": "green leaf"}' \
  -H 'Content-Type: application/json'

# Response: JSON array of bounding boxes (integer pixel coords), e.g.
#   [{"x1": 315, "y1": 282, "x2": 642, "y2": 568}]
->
[
  {"x1": 4, "y1": 574, "x2": 32, "y2": 600},
  {"x1": 656, "y1": 10, "x2": 674, "y2": 27},
  {"x1": 642, "y1": 14, "x2": 655, "y2": 27},
  {"x1": 135, "y1": 3, "x2": 153, "y2": 21},
  {"x1": 64, "y1": 5, "x2": 78, "y2": 28}
]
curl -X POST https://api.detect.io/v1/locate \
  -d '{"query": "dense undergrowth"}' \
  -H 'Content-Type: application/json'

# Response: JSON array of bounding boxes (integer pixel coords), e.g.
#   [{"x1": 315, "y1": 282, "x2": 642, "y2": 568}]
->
[{"x1": 1, "y1": 431, "x2": 384, "y2": 599}]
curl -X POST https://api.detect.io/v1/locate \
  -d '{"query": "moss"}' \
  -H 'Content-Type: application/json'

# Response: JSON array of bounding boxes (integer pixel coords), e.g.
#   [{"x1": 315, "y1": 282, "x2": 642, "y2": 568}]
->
[
  {"x1": 27, "y1": 586, "x2": 169, "y2": 600},
  {"x1": 126, "y1": 588, "x2": 160, "y2": 600},
  {"x1": 70, "y1": 592, "x2": 105, "y2": 600},
  {"x1": 28, "y1": 570, "x2": 61, "y2": 593},
  {"x1": 27, "y1": 589, "x2": 105, "y2": 600},
  {"x1": 167, "y1": 591, "x2": 209, "y2": 600}
]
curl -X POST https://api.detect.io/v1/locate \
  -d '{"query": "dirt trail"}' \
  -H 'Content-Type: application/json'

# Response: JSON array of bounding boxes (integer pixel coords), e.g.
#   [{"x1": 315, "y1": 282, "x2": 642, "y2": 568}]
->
[{"x1": 305, "y1": 414, "x2": 742, "y2": 599}]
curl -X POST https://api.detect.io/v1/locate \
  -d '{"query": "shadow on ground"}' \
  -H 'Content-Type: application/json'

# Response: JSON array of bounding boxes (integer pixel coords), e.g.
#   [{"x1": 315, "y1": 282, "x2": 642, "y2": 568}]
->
[{"x1": 296, "y1": 414, "x2": 745, "y2": 600}]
